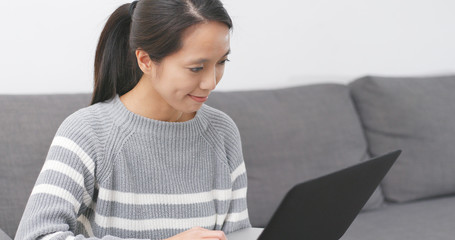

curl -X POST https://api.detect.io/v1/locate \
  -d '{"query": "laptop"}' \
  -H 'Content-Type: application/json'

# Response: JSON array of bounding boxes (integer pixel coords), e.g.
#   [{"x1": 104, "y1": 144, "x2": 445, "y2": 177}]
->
[{"x1": 227, "y1": 150, "x2": 402, "y2": 240}]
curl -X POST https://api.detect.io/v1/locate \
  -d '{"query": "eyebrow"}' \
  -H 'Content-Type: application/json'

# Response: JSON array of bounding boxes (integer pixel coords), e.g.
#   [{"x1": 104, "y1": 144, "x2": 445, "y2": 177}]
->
[{"x1": 189, "y1": 49, "x2": 231, "y2": 64}]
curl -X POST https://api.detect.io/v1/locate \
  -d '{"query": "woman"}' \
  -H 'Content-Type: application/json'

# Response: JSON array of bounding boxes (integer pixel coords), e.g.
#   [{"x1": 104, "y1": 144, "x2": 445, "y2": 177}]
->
[{"x1": 15, "y1": 0, "x2": 251, "y2": 239}]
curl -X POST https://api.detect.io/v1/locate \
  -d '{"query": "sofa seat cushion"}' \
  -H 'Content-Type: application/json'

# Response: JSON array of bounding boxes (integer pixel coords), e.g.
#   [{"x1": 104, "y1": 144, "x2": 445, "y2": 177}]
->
[
  {"x1": 206, "y1": 84, "x2": 383, "y2": 227},
  {"x1": 341, "y1": 196, "x2": 455, "y2": 240},
  {"x1": 349, "y1": 75, "x2": 455, "y2": 203}
]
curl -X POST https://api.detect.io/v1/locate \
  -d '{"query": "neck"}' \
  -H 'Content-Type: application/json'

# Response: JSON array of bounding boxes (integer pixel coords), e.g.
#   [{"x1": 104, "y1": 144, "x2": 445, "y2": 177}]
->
[{"x1": 119, "y1": 78, "x2": 193, "y2": 122}]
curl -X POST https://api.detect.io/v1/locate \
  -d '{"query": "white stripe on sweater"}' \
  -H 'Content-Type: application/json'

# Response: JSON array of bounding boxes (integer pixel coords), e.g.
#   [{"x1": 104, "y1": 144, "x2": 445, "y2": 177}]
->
[
  {"x1": 51, "y1": 136, "x2": 95, "y2": 176},
  {"x1": 216, "y1": 208, "x2": 249, "y2": 226},
  {"x1": 32, "y1": 184, "x2": 81, "y2": 213},
  {"x1": 92, "y1": 209, "x2": 249, "y2": 231},
  {"x1": 231, "y1": 162, "x2": 246, "y2": 182},
  {"x1": 98, "y1": 187, "x2": 247, "y2": 205},
  {"x1": 77, "y1": 214, "x2": 95, "y2": 237},
  {"x1": 94, "y1": 213, "x2": 215, "y2": 231},
  {"x1": 97, "y1": 213, "x2": 217, "y2": 231},
  {"x1": 40, "y1": 231, "x2": 64, "y2": 240},
  {"x1": 231, "y1": 187, "x2": 247, "y2": 200},
  {"x1": 41, "y1": 160, "x2": 92, "y2": 207},
  {"x1": 225, "y1": 209, "x2": 249, "y2": 223}
]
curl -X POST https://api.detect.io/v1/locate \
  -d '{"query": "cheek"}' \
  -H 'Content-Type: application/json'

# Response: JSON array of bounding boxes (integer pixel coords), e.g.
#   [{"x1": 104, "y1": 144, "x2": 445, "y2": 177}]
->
[
  {"x1": 216, "y1": 66, "x2": 225, "y2": 82},
  {"x1": 161, "y1": 66, "x2": 192, "y2": 87},
  {"x1": 169, "y1": 70, "x2": 199, "y2": 95}
]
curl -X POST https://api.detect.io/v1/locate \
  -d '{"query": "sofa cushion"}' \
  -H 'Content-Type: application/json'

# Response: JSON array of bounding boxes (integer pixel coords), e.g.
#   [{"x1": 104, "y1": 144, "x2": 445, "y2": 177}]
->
[
  {"x1": 206, "y1": 84, "x2": 383, "y2": 227},
  {"x1": 0, "y1": 94, "x2": 91, "y2": 238},
  {"x1": 349, "y1": 75, "x2": 455, "y2": 203},
  {"x1": 341, "y1": 196, "x2": 455, "y2": 240}
]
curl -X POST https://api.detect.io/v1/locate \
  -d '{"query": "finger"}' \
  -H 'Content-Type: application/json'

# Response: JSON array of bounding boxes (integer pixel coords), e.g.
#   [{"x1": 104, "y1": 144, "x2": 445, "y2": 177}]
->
[{"x1": 200, "y1": 230, "x2": 226, "y2": 239}]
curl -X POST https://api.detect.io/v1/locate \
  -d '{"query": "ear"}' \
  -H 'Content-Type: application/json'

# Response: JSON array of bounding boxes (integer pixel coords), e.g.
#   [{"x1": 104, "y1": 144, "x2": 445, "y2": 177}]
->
[{"x1": 135, "y1": 49, "x2": 154, "y2": 74}]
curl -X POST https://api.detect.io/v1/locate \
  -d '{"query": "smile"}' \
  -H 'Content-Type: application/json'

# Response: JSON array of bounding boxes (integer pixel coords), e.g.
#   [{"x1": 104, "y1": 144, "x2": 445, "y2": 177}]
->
[{"x1": 188, "y1": 94, "x2": 208, "y2": 102}]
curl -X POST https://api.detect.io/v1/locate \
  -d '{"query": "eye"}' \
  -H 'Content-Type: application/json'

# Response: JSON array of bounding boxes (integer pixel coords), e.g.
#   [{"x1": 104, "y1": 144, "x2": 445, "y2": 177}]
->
[
  {"x1": 219, "y1": 59, "x2": 230, "y2": 65},
  {"x1": 189, "y1": 67, "x2": 203, "y2": 73}
]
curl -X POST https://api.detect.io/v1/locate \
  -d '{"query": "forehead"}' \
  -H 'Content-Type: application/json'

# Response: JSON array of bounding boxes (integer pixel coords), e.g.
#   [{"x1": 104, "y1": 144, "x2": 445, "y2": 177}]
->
[{"x1": 172, "y1": 21, "x2": 231, "y2": 60}]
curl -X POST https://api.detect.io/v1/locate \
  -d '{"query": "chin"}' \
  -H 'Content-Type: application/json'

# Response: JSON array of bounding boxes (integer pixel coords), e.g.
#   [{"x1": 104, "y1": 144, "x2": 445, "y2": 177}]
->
[
  {"x1": 187, "y1": 105, "x2": 203, "y2": 113},
  {"x1": 176, "y1": 103, "x2": 199, "y2": 114}
]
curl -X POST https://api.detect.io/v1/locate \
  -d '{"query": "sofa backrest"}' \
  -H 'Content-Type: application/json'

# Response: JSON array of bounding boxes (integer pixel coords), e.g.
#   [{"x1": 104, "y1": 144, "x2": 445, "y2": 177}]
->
[
  {"x1": 0, "y1": 94, "x2": 91, "y2": 239},
  {"x1": 206, "y1": 84, "x2": 384, "y2": 227}
]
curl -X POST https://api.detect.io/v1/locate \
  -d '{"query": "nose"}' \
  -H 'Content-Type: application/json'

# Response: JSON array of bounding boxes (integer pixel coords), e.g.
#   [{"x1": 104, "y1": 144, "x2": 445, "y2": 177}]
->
[{"x1": 200, "y1": 68, "x2": 217, "y2": 91}]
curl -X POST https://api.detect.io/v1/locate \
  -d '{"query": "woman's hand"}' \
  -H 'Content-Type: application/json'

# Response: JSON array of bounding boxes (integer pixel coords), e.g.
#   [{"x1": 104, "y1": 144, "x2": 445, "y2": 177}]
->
[{"x1": 164, "y1": 226, "x2": 227, "y2": 240}]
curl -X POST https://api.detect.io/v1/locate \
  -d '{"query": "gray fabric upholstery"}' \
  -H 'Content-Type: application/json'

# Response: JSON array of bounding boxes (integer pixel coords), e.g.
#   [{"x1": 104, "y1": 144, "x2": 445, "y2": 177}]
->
[
  {"x1": 0, "y1": 94, "x2": 91, "y2": 239},
  {"x1": 206, "y1": 84, "x2": 384, "y2": 227},
  {"x1": 341, "y1": 196, "x2": 455, "y2": 240},
  {"x1": 0, "y1": 228, "x2": 12, "y2": 240},
  {"x1": 349, "y1": 76, "x2": 455, "y2": 203}
]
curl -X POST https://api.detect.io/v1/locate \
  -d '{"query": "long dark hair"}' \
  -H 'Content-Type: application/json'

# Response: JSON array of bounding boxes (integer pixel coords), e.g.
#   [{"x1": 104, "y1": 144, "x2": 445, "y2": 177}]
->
[{"x1": 91, "y1": 0, "x2": 233, "y2": 105}]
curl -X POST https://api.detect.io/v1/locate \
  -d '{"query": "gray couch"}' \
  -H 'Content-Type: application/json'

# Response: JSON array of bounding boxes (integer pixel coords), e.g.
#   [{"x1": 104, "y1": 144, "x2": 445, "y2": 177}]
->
[{"x1": 1, "y1": 75, "x2": 455, "y2": 240}]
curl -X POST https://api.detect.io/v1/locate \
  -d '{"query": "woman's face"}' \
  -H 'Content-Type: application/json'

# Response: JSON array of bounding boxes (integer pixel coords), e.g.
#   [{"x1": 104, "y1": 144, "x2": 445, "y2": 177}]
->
[{"x1": 149, "y1": 21, "x2": 231, "y2": 114}]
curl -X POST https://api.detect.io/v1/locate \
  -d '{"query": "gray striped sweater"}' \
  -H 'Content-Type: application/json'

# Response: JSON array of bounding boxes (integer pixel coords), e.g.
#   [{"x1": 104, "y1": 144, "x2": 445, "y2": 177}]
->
[{"x1": 15, "y1": 94, "x2": 251, "y2": 240}]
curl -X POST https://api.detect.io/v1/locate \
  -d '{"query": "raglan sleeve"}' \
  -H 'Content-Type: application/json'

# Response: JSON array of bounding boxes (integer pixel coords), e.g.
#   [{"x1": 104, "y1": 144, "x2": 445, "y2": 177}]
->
[
  {"x1": 221, "y1": 116, "x2": 252, "y2": 234},
  {"x1": 14, "y1": 112, "x2": 147, "y2": 240}
]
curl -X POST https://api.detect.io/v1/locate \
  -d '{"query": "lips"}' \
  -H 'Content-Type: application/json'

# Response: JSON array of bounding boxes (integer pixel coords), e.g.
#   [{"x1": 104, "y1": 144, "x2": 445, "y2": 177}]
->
[{"x1": 189, "y1": 94, "x2": 208, "y2": 103}]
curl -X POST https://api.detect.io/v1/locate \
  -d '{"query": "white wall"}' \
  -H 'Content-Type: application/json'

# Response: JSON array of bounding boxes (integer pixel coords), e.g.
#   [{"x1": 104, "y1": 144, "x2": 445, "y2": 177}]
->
[{"x1": 1, "y1": 0, "x2": 454, "y2": 94}]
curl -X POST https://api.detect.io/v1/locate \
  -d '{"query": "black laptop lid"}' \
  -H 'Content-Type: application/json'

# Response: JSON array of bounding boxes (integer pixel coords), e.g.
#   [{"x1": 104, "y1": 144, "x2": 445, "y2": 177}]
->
[{"x1": 258, "y1": 150, "x2": 401, "y2": 240}]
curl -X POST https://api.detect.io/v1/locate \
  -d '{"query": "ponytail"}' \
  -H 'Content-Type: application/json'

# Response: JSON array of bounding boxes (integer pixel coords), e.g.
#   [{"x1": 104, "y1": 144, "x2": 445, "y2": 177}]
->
[{"x1": 91, "y1": 3, "x2": 141, "y2": 105}]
